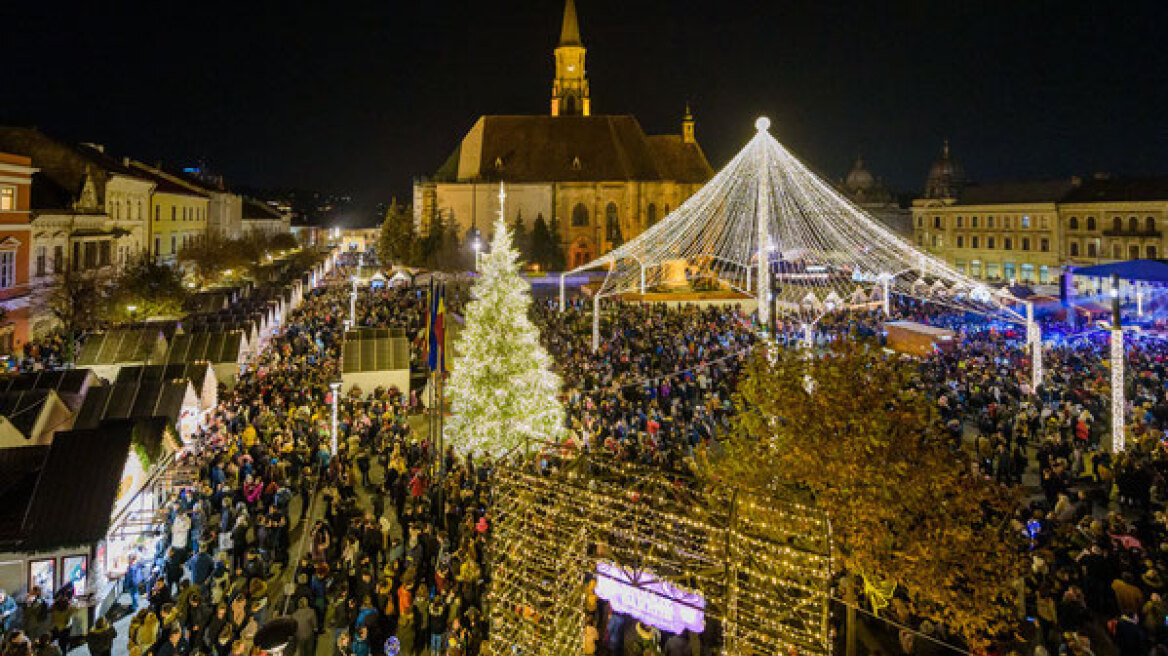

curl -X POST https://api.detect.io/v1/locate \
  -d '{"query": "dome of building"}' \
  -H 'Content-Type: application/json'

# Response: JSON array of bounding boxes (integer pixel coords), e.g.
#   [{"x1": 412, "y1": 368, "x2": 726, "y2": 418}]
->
[
  {"x1": 924, "y1": 140, "x2": 966, "y2": 199},
  {"x1": 845, "y1": 156, "x2": 876, "y2": 192}
]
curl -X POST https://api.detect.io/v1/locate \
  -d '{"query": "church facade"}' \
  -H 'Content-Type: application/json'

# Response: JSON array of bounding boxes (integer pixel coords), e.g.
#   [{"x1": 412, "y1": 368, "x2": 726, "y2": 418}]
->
[{"x1": 412, "y1": 0, "x2": 713, "y2": 269}]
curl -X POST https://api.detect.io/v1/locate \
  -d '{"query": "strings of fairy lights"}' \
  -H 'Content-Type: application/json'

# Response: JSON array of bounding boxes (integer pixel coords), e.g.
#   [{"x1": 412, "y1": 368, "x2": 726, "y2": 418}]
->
[
  {"x1": 566, "y1": 119, "x2": 1026, "y2": 328},
  {"x1": 483, "y1": 456, "x2": 834, "y2": 656}
]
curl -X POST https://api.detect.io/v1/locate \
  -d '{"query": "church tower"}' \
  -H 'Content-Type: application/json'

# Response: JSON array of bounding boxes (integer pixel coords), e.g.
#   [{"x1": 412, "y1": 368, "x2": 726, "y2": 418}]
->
[
  {"x1": 682, "y1": 104, "x2": 695, "y2": 144},
  {"x1": 551, "y1": 0, "x2": 590, "y2": 117}
]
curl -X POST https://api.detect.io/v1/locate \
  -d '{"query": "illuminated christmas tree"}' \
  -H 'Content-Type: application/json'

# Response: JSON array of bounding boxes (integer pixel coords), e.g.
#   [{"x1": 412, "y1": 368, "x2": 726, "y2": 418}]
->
[{"x1": 446, "y1": 185, "x2": 566, "y2": 458}]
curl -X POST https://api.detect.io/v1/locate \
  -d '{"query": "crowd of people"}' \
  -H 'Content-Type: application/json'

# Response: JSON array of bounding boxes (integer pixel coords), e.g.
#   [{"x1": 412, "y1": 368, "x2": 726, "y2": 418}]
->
[{"x1": 9, "y1": 248, "x2": 1168, "y2": 656}]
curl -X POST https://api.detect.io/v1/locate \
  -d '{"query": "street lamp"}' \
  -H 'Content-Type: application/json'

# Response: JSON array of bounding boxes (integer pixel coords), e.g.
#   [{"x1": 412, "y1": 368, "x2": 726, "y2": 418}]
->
[
  {"x1": 329, "y1": 381, "x2": 341, "y2": 457},
  {"x1": 350, "y1": 275, "x2": 358, "y2": 328},
  {"x1": 126, "y1": 304, "x2": 138, "y2": 321},
  {"x1": 472, "y1": 238, "x2": 482, "y2": 270}
]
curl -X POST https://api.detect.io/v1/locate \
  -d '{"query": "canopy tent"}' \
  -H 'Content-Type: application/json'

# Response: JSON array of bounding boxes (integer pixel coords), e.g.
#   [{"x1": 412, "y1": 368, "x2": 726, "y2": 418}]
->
[
  {"x1": 563, "y1": 118, "x2": 1026, "y2": 338},
  {"x1": 1071, "y1": 259, "x2": 1168, "y2": 283}
]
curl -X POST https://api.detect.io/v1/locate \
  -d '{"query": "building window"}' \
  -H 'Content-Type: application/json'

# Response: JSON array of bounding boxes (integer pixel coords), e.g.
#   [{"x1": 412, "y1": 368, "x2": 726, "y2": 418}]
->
[
  {"x1": 99, "y1": 241, "x2": 110, "y2": 266},
  {"x1": 1087, "y1": 242, "x2": 1097, "y2": 258},
  {"x1": 571, "y1": 203, "x2": 589, "y2": 227},
  {"x1": 916, "y1": 216, "x2": 923, "y2": 228},
  {"x1": 1069, "y1": 216, "x2": 1078, "y2": 230},
  {"x1": 35, "y1": 246, "x2": 46, "y2": 277},
  {"x1": 647, "y1": 203, "x2": 658, "y2": 226},
  {"x1": 987, "y1": 216, "x2": 995, "y2": 228},
  {"x1": 932, "y1": 235, "x2": 941, "y2": 248},
  {"x1": 154, "y1": 236, "x2": 161, "y2": 256},
  {"x1": 1149, "y1": 245, "x2": 1158, "y2": 259},
  {"x1": 1021, "y1": 215, "x2": 1031, "y2": 228},
  {"x1": 1129, "y1": 216, "x2": 1139, "y2": 233},
  {"x1": 53, "y1": 246, "x2": 62, "y2": 272},
  {"x1": 1040, "y1": 238, "x2": 1050, "y2": 252},
  {"x1": 956, "y1": 236, "x2": 964, "y2": 248},
  {"x1": 1039, "y1": 266, "x2": 1050, "y2": 283},
  {"x1": 933, "y1": 216, "x2": 942, "y2": 229},
  {"x1": 956, "y1": 216, "x2": 964, "y2": 228},
  {"x1": 155, "y1": 205, "x2": 161, "y2": 221},
  {"x1": 1147, "y1": 217, "x2": 1156, "y2": 232},
  {"x1": 605, "y1": 202, "x2": 622, "y2": 243},
  {"x1": 987, "y1": 237, "x2": 996, "y2": 249},
  {"x1": 1130, "y1": 244, "x2": 1140, "y2": 259},
  {"x1": 1003, "y1": 262, "x2": 1016, "y2": 281},
  {"x1": 170, "y1": 235, "x2": 177, "y2": 254},
  {"x1": 986, "y1": 262, "x2": 1000, "y2": 279},
  {"x1": 1112, "y1": 217, "x2": 1122, "y2": 232},
  {"x1": 83, "y1": 242, "x2": 97, "y2": 269},
  {"x1": 971, "y1": 216, "x2": 979, "y2": 228},
  {"x1": 1112, "y1": 243, "x2": 1121, "y2": 259},
  {"x1": 1070, "y1": 242, "x2": 1080, "y2": 257},
  {"x1": 1021, "y1": 263, "x2": 1035, "y2": 282},
  {"x1": 0, "y1": 186, "x2": 14, "y2": 211},
  {"x1": 970, "y1": 260, "x2": 982, "y2": 278},
  {"x1": 1003, "y1": 237, "x2": 1012, "y2": 250},
  {"x1": 1084, "y1": 216, "x2": 1094, "y2": 231},
  {"x1": 0, "y1": 250, "x2": 14, "y2": 289},
  {"x1": 971, "y1": 236, "x2": 980, "y2": 249},
  {"x1": 955, "y1": 260, "x2": 967, "y2": 273},
  {"x1": 1022, "y1": 237, "x2": 1031, "y2": 251},
  {"x1": 1003, "y1": 217, "x2": 1012, "y2": 230}
]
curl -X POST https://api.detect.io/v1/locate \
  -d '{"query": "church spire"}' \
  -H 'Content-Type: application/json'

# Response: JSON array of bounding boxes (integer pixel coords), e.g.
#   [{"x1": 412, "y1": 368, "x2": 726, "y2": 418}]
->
[
  {"x1": 551, "y1": 0, "x2": 589, "y2": 116},
  {"x1": 559, "y1": 0, "x2": 582, "y2": 46}
]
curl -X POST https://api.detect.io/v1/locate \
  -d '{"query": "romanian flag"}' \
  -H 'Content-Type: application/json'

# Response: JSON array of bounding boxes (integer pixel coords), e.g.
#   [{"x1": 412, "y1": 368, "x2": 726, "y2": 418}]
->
[{"x1": 427, "y1": 282, "x2": 447, "y2": 373}]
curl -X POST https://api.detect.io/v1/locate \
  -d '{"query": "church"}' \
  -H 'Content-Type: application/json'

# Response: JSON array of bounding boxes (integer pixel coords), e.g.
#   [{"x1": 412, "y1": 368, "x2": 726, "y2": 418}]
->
[{"x1": 412, "y1": 0, "x2": 714, "y2": 269}]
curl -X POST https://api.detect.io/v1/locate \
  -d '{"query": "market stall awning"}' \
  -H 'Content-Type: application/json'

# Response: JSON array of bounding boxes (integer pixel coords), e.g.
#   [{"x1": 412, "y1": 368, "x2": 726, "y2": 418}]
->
[{"x1": 1071, "y1": 259, "x2": 1168, "y2": 283}]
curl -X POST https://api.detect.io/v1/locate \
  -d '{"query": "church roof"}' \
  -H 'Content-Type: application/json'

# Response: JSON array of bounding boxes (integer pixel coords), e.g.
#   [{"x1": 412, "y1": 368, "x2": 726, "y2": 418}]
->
[
  {"x1": 645, "y1": 135, "x2": 714, "y2": 184},
  {"x1": 436, "y1": 115, "x2": 712, "y2": 184}
]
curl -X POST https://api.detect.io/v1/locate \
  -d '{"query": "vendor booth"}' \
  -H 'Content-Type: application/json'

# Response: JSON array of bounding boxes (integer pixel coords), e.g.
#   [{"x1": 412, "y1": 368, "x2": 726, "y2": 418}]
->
[
  {"x1": 0, "y1": 418, "x2": 178, "y2": 629},
  {"x1": 341, "y1": 328, "x2": 411, "y2": 395}
]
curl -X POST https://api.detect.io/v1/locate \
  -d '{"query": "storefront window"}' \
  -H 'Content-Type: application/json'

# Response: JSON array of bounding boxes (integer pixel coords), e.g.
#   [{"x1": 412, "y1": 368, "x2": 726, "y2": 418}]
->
[{"x1": 29, "y1": 559, "x2": 54, "y2": 595}]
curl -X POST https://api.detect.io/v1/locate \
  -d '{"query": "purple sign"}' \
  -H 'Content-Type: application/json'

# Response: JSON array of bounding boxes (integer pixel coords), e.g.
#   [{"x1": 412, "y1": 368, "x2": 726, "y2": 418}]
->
[{"x1": 594, "y1": 562, "x2": 706, "y2": 634}]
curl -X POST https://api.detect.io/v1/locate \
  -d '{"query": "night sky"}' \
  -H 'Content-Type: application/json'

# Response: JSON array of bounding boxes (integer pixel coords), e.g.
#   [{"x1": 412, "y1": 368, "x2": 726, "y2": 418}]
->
[{"x1": 6, "y1": 0, "x2": 1167, "y2": 215}]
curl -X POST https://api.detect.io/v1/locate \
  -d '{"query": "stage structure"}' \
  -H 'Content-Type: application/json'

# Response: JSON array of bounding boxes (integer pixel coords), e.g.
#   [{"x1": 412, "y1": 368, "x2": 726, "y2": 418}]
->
[
  {"x1": 561, "y1": 118, "x2": 1042, "y2": 387},
  {"x1": 484, "y1": 455, "x2": 833, "y2": 656}
]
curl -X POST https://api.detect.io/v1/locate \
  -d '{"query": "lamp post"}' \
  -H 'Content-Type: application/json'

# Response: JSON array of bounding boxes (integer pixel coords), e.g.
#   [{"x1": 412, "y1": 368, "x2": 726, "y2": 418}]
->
[
  {"x1": 349, "y1": 274, "x2": 358, "y2": 329},
  {"x1": 1110, "y1": 273, "x2": 1125, "y2": 452},
  {"x1": 126, "y1": 304, "x2": 138, "y2": 322},
  {"x1": 472, "y1": 238, "x2": 481, "y2": 270},
  {"x1": 329, "y1": 381, "x2": 341, "y2": 457}
]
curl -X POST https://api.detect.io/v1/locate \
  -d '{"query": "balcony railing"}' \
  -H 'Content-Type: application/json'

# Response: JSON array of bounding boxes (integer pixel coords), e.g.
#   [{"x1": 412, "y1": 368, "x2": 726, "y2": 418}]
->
[{"x1": 1102, "y1": 228, "x2": 1161, "y2": 238}]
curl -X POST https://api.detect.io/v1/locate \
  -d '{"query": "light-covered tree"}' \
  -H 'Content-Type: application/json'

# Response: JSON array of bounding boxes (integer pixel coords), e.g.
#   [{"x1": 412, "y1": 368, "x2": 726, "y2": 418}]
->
[
  {"x1": 711, "y1": 341, "x2": 1025, "y2": 648},
  {"x1": 445, "y1": 198, "x2": 566, "y2": 457}
]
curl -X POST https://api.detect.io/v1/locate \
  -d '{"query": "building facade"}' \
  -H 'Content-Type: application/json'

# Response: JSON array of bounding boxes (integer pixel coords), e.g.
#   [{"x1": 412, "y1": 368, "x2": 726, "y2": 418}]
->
[
  {"x1": 241, "y1": 198, "x2": 291, "y2": 237},
  {"x1": 413, "y1": 0, "x2": 713, "y2": 269},
  {"x1": 129, "y1": 162, "x2": 210, "y2": 264},
  {"x1": 0, "y1": 153, "x2": 35, "y2": 354},
  {"x1": 911, "y1": 143, "x2": 1168, "y2": 285}
]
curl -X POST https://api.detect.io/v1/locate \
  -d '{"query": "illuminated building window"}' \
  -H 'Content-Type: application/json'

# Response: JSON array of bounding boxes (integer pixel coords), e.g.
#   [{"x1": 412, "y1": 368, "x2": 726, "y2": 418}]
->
[
  {"x1": 0, "y1": 186, "x2": 14, "y2": 211},
  {"x1": 1021, "y1": 215, "x2": 1031, "y2": 228}
]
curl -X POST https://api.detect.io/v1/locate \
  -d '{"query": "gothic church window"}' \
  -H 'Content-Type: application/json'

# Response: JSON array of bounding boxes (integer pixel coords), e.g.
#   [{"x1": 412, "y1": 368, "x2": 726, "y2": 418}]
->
[{"x1": 571, "y1": 203, "x2": 589, "y2": 227}]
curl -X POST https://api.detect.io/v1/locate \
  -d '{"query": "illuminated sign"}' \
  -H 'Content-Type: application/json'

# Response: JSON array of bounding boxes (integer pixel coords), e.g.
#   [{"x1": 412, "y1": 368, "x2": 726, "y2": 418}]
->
[{"x1": 594, "y1": 562, "x2": 705, "y2": 634}]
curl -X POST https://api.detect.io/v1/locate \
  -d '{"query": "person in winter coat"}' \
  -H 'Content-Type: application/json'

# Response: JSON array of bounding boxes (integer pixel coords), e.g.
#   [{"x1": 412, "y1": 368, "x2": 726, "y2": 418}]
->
[
  {"x1": 129, "y1": 609, "x2": 159, "y2": 654},
  {"x1": 291, "y1": 596, "x2": 318, "y2": 656},
  {"x1": 84, "y1": 618, "x2": 116, "y2": 656}
]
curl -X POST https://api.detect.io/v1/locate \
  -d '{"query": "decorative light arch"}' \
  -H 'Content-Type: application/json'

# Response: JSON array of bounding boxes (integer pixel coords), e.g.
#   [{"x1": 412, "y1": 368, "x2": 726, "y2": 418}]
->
[{"x1": 559, "y1": 118, "x2": 1040, "y2": 385}]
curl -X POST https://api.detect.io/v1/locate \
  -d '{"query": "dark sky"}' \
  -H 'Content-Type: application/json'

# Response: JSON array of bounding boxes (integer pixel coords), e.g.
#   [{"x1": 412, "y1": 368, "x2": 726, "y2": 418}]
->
[{"x1": 6, "y1": 0, "x2": 1168, "y2": 213}]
